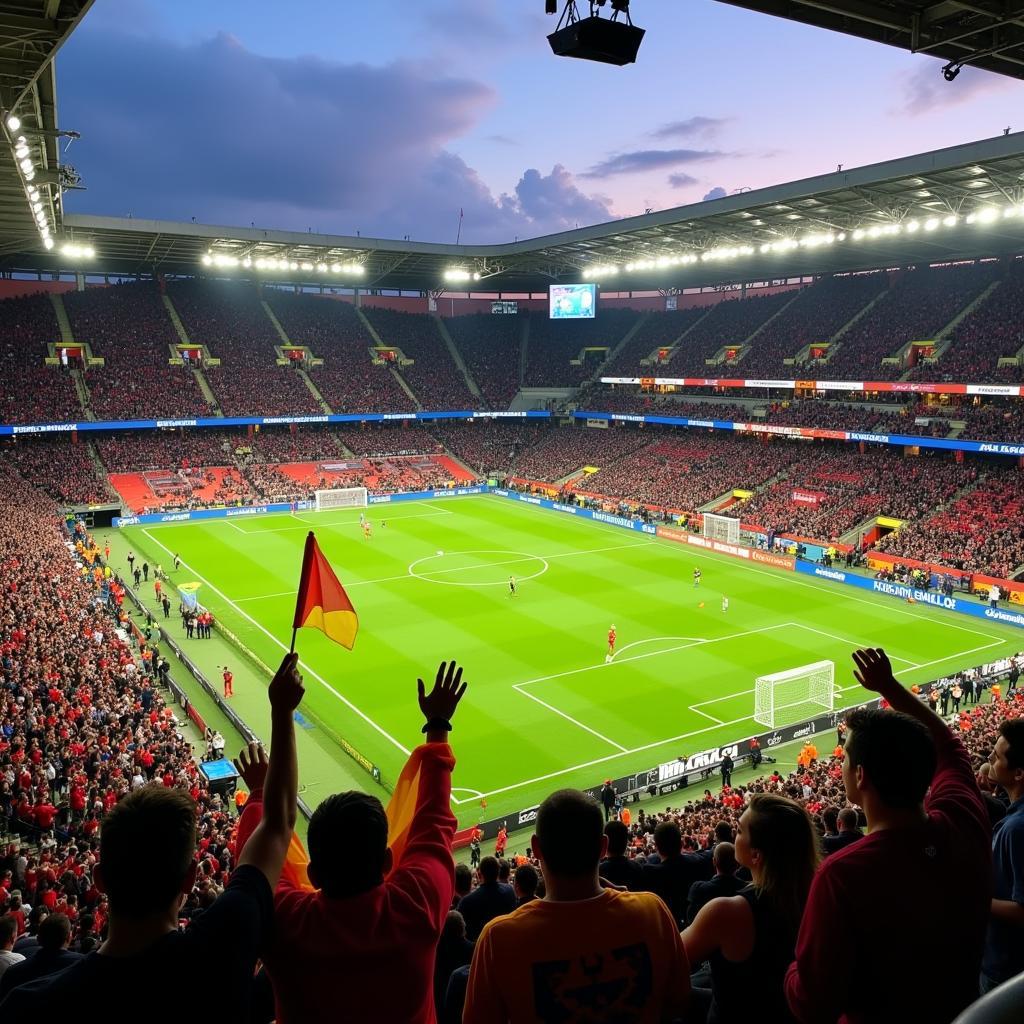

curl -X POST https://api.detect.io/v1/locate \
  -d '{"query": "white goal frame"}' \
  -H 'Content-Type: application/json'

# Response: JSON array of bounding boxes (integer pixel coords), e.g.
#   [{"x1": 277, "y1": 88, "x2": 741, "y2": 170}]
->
[
  {"x1": 703, "y1": 512, "x2": 740, "y2": 545},
  {"x1": 754, "y1": 660, "x2": 835, "y2": 729},
  {"x1": 314, "y1": 486, "x2": 369, "y2": 512}
]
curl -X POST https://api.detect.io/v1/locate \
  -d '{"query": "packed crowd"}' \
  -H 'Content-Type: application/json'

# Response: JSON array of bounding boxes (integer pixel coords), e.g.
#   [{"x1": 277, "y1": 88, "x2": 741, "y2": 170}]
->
[
  {"x1": 64, "y1": 283, "x2": 211, "y2": 420},
  {"x1": 361, "y1": 308, "x2": 476, "y2": 410},
  {"x1": 601, "y1": 304, "x2": 711, "y2": 377},
  {"x1": 0, "y1": 291, "x2": 82, "y2": 425},
  {"x1": 1, "y1": 564, "x2": 1019, "y2": 1024},
  {"x1": 432, "y1": 421, "x2": 547, "y2": 477},
  {"x1": 738, "y1": 273, "x2": 886, "y2": 379},
  {"x1": 662, "y1": 289, "x2": 797, "y2": 376},
  {"x1": 912, "y1": 260, "x2": 1024, "y2": 382},
  {"x1": 167, "y1": 281, "x2": 323, "y2": 417},
  {"x1": 0, "y1": 438, "x2": 112, "y2": 507},
  {"x1": 0, "y1": 465, "x2": 239, "y2": 1009},
  {"x1": 875, "y1": 467, "x2": 1024, "y2": 578},
  {"x1": 265, "y1": 292, "x2": 416, "y2": 413},
  {"x1": 509, "y1": 424, "x2": 652, "y2": 482},
  {"x1": 739, "y1": 447, "x2": 969, "y2": 542},
  {"x1": 579, "y1": 434, "x2": 804, "y2": 514},
  {"x1": 825, "y1": 262, "x2": 1000, "y2": 379},
  {"x1": 523, "y1": 307, "x2": 642, "y2": 386},
  {"x1": 444, "y1": 313, "x2": 523, "y2": 409}
]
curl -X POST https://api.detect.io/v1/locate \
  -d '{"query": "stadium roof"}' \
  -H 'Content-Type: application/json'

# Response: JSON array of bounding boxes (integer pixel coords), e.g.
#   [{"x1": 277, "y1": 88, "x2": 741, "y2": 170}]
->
[
  {"x1": 714, "y1": 1, "x2": 1024, "y2": 81},
  {"x1": 0, "y1": 1, "x2": 92, "y2": 257},
  {"x1": 45, "y1": 132, "x2": 1024, "y2": 292}
]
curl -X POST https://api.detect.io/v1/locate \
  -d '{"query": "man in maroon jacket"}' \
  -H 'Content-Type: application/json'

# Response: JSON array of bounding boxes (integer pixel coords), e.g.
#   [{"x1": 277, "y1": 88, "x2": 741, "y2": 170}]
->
[
  {"x1": 234, "y1": 659, "x2": 467, "y2": 1024},
  {"x1": 785, "y1": 648, "x2": 990, "y2": 1024}
]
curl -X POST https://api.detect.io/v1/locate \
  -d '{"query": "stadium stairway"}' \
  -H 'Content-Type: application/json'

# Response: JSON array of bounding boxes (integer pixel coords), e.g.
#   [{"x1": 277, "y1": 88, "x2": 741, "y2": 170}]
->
[
  {"x1": 390, "y1": 366, "x2": 422, "y2": 409},
  {"x1": 297, "y1": 369, "x2": 333, "y2": 414},
  {"x1": 816, "y1": 281, "x2": 891, "y2": 365},
  {"x1": 519, "y1": 313, "x2": 530, "y2": 387},
  {"x1": 900, "y1": 277, "x2": 1004, "y2": 380},
  {"x1": 741, "y1": 289, "x2": 803, "y2": 351},
  {"x1": 192, "y1": 367, "x2": 223, "y2": 415},
  {"x1": 71, "y1": 368, "x2": 95, "y2": 420},
  {"x1": 49, "y1": 291, "x2": 75, "y2": 345},
  {"x1": 260, "y1": 298, "x2": 291, "y2": 345},
  {"x1": 161, "y1": 292, "x2": 192, "y2": 345},
  {"x1": 86, "y1": 441, "x2": 117, "y2": 499},
  {"x1": 433, "y1": 314, "x2": 484, "y2": 404},
  {"x1": 589, "y1": 310, "x2": 651, "y2": 382}
]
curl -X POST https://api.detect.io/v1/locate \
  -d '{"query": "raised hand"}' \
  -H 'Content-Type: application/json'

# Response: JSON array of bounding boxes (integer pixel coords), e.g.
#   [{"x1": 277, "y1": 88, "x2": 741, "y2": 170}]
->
[
  {"x1": 268, "y1": 651, "x2": 304, "y2": 713},
  {"x1": 234, "y1": 741, "x2": 269, "y2": 792},
  {"x1": 852, "y1": 648, "x2": 896, "y2": 694},
  {"x1": 418, "y1": 660, "x2": 468, "y2": 725}
]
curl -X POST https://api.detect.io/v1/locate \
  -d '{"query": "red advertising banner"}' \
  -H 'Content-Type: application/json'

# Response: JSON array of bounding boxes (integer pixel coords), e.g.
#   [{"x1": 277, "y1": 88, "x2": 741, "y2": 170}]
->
[
  {"x1": 751, "y1": 548, "x2": 796, "y2": 571},
  {"x1": 791, "y1": 489, "x2": 827, "y2": 506}
]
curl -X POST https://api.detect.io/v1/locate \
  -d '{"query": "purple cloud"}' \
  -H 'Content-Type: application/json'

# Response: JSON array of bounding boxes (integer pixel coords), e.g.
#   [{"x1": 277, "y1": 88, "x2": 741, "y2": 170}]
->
[
  {"x1": 703, "y1": 186, "x2": 728, "y2": 201},
  {"x1": 651, "y1": 116, "x2": 729, "y2": 139},
  {"x1": 581, "y1": 148, "x2": 722, "y2": 179},
  {"x1": 58, "y1": 24, "x2": 612, "y2": 242},
  {"x1": 668, "y1": 172, "x2": 699, "y2": 188}
]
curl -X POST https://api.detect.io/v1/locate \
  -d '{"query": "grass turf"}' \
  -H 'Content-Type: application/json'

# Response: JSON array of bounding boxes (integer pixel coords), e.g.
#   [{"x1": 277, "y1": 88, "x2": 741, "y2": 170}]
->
[{"x1": 120, "y1": 494, "x2": 1024, "y2": 826}]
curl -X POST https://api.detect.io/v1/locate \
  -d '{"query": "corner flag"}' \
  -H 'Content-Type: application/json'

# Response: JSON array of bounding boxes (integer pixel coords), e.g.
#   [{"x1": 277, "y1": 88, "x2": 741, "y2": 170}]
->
[{"x1": 292, "y1": 532, "x2": 358, "y2": 650}]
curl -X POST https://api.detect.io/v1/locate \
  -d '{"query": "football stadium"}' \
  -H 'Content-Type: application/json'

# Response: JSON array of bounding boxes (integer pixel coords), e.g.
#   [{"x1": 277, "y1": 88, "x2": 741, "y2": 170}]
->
[{"x1": 2, "y1": 2, "x2": 1024, "y2": 1022}]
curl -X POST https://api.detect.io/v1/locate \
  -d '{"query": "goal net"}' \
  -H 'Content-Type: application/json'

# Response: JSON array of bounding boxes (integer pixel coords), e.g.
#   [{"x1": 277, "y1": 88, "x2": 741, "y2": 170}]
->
[
  {"x1": 754, "y1": 660, "x2": 835, "y2": 729},
  {"x1": 314, "y1": 486, "x2": 368, "y2": 512},
  {"x1": 703, "y1": 512, "x2": 740, "y2": 545}
]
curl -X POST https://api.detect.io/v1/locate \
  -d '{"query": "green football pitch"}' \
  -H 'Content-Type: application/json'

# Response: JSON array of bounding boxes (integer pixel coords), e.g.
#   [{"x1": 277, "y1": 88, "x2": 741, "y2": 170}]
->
[{"x1": 120, "y1": 495, "x2": 1023, "y2": 826}]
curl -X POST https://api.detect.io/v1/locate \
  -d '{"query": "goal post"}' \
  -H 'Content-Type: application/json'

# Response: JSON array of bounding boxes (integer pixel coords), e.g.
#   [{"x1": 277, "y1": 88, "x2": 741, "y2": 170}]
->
[
  {"x1": 754, "y1": 660, "x2": 835, "y2": 729},
  {"x1": 703, "y1": 512, "x2": 740, "y2": 545},
  {"x1": 314, "y1": 486, "x2": 369, "y2": 512}
]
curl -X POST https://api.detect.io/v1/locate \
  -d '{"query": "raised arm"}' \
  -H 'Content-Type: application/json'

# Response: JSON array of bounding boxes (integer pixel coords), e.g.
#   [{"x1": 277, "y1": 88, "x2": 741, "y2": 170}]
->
[
  {"x1": 852, "y1": 648, "x2": 950, "y2": 744},
  {"x1": 235, "y1": 652, "x2": 304, "y2": 887}
]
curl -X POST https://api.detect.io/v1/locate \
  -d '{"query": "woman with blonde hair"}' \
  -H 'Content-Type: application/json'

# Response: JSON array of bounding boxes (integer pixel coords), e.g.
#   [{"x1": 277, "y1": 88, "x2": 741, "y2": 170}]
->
[{"x1": 682, "y1": 793, "x2": 820, "y2": 1023}]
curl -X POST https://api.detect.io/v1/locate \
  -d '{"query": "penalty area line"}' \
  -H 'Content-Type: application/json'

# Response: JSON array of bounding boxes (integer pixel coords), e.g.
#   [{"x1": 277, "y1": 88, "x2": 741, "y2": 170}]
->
[{"x1": 512, "y1": 683, "x2": 628, "y2": 753}]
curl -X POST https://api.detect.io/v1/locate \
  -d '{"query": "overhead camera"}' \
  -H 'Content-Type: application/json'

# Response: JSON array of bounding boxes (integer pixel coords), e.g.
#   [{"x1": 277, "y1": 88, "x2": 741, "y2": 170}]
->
[
  {"x1": 942, "y1": 61, "x2": 962, "y2": 82},
  {"x1": 546, "y1": 0, "x2": 645, "y2": 66}
]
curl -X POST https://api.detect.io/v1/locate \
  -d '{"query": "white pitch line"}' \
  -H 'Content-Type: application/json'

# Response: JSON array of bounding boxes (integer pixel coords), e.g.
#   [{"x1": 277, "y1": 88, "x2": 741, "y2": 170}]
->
[
  {"x1": 140, "y1": 528, "x2": 412, "y2": 757},
  {"x1": 245, "y1": 509, "x2": 455, "y2": 533},
  {"x1": 518, "y1": 625, "x2": 787, "y2": 690},
  {"x1": 234, "y1": 540, "x2": 653, "y2": 602},
  {"x1": 785, "y1": 623, "x2": 919, "y2": 667},
  {"x1": 690, "y1": 706, "x2": 725, "y2": 725},
  {"x1": 451, "y1": 786, "x2": 485, "y2": 799},
  {"x1": 512, "y1": 683, "x2": 628, "y2": 752},
  {"x1": 909, "y1": 639, "x2": 1006, "y2": 673}
]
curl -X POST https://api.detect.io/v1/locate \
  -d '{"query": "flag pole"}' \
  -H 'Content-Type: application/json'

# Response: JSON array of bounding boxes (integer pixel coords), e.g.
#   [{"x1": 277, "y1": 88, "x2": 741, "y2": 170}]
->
[{"x1": 292, "y1": 531, "x2": 316, "y2": 654}]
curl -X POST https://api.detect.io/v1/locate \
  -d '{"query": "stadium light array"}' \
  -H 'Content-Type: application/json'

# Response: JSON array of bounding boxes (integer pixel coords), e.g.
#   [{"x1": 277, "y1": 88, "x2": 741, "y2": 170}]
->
[
  {"x1": 4, "y1": 115, "x2": 52, "y2": 251},
  {"x1": 200, "y1": 253, "x2": 365, "y2": 276},
  {"x1": 61, "y1": 244, "x2": 95, "y2": 259},
  {"x1": 580, "y1": 200, "x2": 1018, "y2": 279},
  {"x1": 443, "y1": 269, "x2": 481, "y2": 282}
]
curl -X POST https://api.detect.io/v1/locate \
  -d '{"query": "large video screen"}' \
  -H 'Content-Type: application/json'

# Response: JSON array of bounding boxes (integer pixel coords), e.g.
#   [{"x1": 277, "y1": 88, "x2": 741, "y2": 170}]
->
[{"x1": 549, "y1": 283, "x2": 596, "y2": 319}]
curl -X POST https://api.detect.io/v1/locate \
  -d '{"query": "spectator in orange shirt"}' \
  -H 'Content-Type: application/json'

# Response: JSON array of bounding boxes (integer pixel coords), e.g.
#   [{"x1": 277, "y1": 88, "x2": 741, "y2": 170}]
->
[{"x1": 464, "y1": 789, "x2": 690, "y2": 1023}]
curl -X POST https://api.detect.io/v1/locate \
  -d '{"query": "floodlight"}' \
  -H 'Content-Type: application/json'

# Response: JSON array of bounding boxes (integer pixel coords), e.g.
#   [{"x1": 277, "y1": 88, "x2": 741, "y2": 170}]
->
[
  {"x1": 43, "y1": 237, "x2": 53, "y2": 250},
  {"x1": 924, "y1": 218, "x2": 939, "y2": 231},
  {"x1": 942, "y1": 215, "x2": 957, "y2": 227},
  {"x1": 6, "y1": 115, "x2": 19, "y2": 131}
]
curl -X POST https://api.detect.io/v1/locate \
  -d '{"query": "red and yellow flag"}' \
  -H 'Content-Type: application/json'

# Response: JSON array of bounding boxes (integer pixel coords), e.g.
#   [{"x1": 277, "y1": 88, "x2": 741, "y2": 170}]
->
[{"x1": 293, "y1": 531, "x2": 358, "y2": 650}]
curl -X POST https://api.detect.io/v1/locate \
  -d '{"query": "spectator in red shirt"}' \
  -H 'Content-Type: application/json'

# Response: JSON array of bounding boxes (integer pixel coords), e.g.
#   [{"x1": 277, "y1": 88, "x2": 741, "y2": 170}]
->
[
  {"x1": 233, "y1": 658, "x2": 467, "y2": 1024},
  {"x1": 785, "y1": 648, "x2": 991, "y2": 1024}
]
